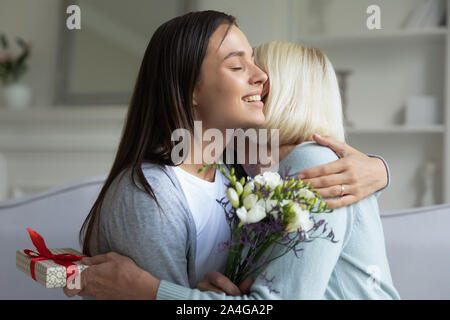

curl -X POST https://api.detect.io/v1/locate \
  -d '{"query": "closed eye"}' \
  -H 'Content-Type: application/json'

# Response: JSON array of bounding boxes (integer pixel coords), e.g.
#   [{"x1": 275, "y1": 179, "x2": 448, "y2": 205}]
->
[{"x1": 231, "y1": 67, "x2": 243, "y2": 71}]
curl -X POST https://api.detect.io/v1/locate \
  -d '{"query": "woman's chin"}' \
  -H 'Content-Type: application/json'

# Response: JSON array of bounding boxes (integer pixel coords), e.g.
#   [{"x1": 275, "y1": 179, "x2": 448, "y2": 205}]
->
[
  {"x1": 240, "y1": 114, "x2": 266, "y2": 129},
  {"x1": 222, "y1": 107, "x2": 265, "y2": 130}
]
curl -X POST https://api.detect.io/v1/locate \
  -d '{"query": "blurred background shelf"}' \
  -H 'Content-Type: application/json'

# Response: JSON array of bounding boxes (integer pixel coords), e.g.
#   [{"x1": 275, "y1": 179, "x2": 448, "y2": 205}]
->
[
  {"x1": 299, "y1": 27, "x2": 447, "y2": 46},
  {"x1": 345, "y1": 125, "x2": 445, "y2": 134},
  {"x1": 292, "y1": 0, "x2": 449, "y2": 211},
  {"x1": 0, "y1": 106, "x2": 126, "y2": 124}
]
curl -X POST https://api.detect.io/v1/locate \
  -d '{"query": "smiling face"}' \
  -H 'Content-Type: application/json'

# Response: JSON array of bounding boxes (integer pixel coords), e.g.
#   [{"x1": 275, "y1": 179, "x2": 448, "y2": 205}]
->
[{"x1": 193, "y1": 24, "x2": 268, "y2": 131}]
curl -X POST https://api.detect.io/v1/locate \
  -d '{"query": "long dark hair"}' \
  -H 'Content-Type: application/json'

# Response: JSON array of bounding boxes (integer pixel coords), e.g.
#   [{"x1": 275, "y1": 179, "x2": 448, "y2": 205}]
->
[{"x1": 80, "y1": 11, "x2": 237, "y2": 256}]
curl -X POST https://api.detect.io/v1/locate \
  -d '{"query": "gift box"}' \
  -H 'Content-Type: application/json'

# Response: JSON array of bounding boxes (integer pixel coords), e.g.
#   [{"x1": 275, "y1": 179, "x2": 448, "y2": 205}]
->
[{"x1": 16, "y1": 228, "x2": 88, "y2": 288}]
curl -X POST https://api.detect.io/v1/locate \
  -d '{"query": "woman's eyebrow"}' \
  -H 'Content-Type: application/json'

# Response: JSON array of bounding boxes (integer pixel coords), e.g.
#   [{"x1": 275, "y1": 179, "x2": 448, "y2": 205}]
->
[
  {"x1": 223, "y1": 49, "x2": 254, "y2": 61},
  {"x1": 223, "y1": 51, "x2": 245, "y2": 60}
]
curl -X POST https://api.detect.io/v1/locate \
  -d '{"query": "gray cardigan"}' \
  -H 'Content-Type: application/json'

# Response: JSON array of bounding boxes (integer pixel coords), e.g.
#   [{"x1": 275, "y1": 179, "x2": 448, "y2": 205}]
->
[{"x1": 93, "y1": 163, "x2": 199, "y2": 289}]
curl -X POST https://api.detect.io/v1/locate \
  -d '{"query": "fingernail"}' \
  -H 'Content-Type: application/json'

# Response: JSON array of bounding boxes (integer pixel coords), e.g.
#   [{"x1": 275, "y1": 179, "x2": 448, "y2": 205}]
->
[
  {"x1": 298, "y1": 173, "x2": 305, "y2": 179},
  {"x1": 314, "y1": 133, "x2": 322, "y2": 138}
]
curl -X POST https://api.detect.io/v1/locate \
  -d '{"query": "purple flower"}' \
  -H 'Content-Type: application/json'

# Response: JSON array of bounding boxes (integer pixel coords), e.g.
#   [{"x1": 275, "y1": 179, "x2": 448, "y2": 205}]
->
[{"x1": 260, "y1": 272, "x2": 280, "y2": 294}]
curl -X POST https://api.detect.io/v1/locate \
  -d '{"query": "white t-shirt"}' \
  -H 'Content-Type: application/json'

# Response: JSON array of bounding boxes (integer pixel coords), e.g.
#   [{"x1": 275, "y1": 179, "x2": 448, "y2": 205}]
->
[{"x1": 171, "y1": 166, "x2": 231, "y2": 285}]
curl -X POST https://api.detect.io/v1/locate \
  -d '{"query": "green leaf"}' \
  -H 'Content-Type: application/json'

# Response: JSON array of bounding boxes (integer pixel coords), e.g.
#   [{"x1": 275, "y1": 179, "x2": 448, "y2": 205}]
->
[
  {"x1": 274, "y1": 184, "x2": 282, "y2": 196},
  {"x1": 230, "y1": 175, "x2": 236, "y2": 186}
]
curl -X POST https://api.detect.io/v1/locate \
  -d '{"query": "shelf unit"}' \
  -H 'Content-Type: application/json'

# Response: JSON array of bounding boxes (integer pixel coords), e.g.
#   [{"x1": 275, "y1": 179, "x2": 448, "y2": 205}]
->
[
  {"x1": 292, "y1": 0, "x2": 449, "y2": 211},
  {"x1": 345, "y1": 125, "x2": 445, "y2": 134},
  {"x1": 0, "y1": 106, "x2": 125, "y2": 199},
  {"x1": 298, "y1": 27, "x2": 447, "y2": 46}
]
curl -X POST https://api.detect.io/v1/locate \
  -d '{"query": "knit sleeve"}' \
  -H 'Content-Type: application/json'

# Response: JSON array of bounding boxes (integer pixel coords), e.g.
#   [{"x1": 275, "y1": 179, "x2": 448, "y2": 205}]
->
[{"x1": 98, "y1": 168, "x2": 196, "y2": 289}]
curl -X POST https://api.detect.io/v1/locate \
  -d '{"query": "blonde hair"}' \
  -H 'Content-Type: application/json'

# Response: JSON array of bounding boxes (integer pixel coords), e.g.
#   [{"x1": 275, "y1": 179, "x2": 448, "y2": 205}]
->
[{"x1": 254, "y1": 41, "x2": 345, "y2": 145}]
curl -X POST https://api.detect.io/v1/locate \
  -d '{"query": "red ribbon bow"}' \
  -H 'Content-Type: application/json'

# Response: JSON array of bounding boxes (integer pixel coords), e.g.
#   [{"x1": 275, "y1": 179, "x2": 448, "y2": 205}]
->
[{"x1": 24, "y1": 228, "x2": 84, "y2": 284}]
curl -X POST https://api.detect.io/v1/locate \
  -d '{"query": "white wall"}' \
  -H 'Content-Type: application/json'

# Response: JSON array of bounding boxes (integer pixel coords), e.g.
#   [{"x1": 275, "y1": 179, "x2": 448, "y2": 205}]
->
[
  {"x1": 70, "y1": 0, "x2": 181, "y2": 94},
  {"x1": 0, "y1": 0, "x2": 182, "y2": 104},
  {"x1": 299, "y1": 0, "x2": 425, "y2": 35},
  {"x1": 194, "y1": 0, "x2": 293, "y2": 46}
]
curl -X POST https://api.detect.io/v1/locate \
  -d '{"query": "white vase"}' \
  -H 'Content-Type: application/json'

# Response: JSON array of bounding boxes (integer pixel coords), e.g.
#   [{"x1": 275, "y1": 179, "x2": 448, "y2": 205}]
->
[{"x1": 2, "y1": 83, "x2": 32, "y2": 109}]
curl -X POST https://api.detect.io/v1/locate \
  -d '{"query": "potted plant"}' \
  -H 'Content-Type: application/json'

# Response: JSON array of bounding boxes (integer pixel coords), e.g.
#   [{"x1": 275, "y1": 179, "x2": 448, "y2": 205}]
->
[{"x1": 0, "y1": 34, "x2": 32, "y2": 109}]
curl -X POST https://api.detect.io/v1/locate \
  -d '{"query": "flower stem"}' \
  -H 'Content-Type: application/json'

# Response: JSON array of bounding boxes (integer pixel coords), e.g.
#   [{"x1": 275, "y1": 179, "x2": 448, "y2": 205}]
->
[
  {"x1": 224, "y1": 226, "x2": 242, "y2": 281},
  {"x1": 235, "y1": 235, "x2": 276, "y2": 285}
]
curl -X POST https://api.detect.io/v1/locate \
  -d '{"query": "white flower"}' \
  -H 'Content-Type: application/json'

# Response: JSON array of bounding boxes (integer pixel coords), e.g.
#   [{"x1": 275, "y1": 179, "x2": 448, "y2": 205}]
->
[
  {"x1": 242, "y1": 181, "x2": 255, "y2": 199},
  {"x1": 235, "y1": 181, "x2": 244, "y2": 196},
  {"x1": 254, "y1": 174, "x2": 265, "y2": 186},
  {"x1": 226, "y1": 187, "x2": 240, "y2": 209},
  {"x1": 265, "y1": 199, "x2": 279, "y2": 219},
  {"x1": 286, "y1": 203, "x2": 314, "y2": 233},
  {"x1": 236, "y1": 206, "x2": 248, "y2": 223},
  {"x1": 265, "y1": 198, "x2": 278, "y2": 212},
  {"x1": 236, "y1": 200, "x2": 267, "y2": 225},
  {"x1": 243, "y1": 194, "x2": 258, "y2": 211},
  {"x1": 296, "y1": 188, "x2": 315, "y2": 200},
  {"x1": 262, "y1": 171, "x2": 282, "y2": 190}
]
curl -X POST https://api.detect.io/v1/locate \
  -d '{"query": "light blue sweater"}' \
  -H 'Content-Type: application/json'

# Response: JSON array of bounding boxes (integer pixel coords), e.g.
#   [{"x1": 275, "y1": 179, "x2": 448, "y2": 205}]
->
[{"x1": 156, "y1": 142, "x2": 400, "y2": 299}]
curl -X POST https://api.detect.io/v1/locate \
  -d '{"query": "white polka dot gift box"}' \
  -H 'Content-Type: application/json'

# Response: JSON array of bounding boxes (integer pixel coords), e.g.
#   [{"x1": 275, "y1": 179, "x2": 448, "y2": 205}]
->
[{"x1": 16, "y1": 228, "x2": 88, "y2": 288}]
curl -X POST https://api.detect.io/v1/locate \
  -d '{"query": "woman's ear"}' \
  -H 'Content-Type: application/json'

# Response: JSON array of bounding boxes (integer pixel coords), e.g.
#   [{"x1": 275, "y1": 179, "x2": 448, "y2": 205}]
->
[
  {"x1": 192, "y1": 76, "x2": 202, "y2": 107},
  {"x1": 192, "y1": 86, "x2": 201, "y2": 120},
  {"x1": 192, "y1": 88, "x2": 199, "y2": 107}
]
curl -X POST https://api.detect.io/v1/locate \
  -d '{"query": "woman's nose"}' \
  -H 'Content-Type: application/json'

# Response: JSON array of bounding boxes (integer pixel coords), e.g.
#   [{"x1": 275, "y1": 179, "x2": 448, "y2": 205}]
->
[{"x1": 250, "y1": 64, "x2": 268, "y2": 87}]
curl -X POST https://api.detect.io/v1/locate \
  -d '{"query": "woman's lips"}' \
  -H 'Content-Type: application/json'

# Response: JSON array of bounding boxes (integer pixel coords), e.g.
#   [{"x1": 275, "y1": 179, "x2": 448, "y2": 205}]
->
[
  {"x1": 243, "y1": 100, "x2": 264, "y2": 108},
  {"x1": 242, "y1": 94, "x2": 263, "y2": 108}
]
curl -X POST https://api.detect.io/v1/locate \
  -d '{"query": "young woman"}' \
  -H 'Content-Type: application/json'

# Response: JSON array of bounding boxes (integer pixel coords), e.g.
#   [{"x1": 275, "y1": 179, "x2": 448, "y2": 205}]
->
[{"x1": 64, "y1": 11, "x2": 391, "y2": 299}]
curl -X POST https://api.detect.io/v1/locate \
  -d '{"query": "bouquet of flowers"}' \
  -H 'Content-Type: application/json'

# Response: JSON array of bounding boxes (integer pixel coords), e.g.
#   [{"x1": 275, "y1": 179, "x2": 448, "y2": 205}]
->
[{"x1": 200, "y1": 163, "x2": 337, "y2": 287}]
